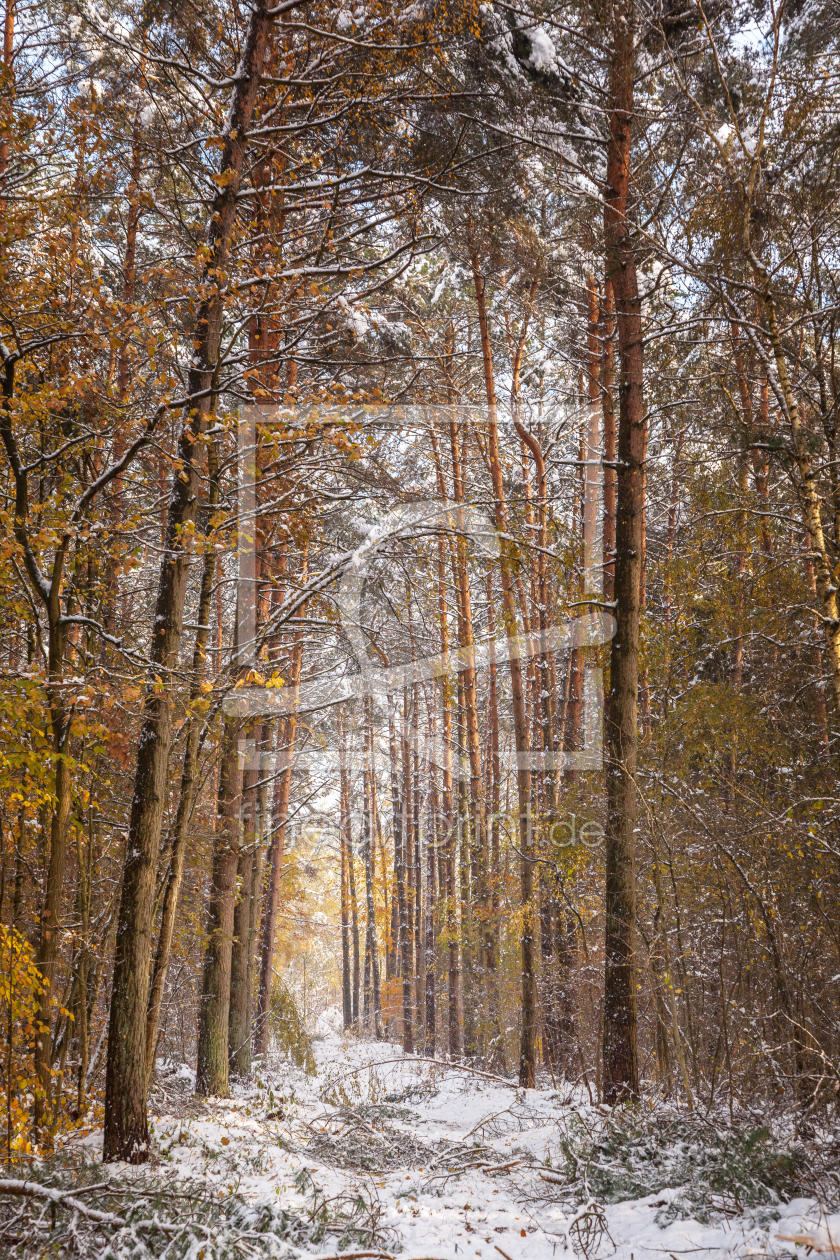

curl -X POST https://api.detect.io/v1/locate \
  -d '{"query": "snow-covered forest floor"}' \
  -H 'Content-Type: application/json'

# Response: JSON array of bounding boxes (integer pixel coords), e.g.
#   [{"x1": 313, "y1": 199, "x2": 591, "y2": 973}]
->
[{"x1": 3, "y1": 1032, "x2": 839, "y2": 1259}]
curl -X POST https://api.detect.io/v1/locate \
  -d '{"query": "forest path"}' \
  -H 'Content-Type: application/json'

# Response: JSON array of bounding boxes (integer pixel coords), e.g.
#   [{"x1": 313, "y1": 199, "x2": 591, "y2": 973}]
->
[{"x1": 134, "y1": 1034, "x2": 836, "y2": 1260}]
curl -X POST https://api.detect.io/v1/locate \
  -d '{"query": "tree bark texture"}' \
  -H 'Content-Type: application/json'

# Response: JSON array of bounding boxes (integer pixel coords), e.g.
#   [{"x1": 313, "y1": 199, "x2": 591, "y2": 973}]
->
[
  {"x1": 104, "y1": 2, "x2": 272, "y2": 1161},
  {"x1": 196, "y1": 717, "x2": 243, "y2": 1097},
  {"x1": 254, "y1": 622, "x2": 304, "y2": 1057},
  {"x1": 228, "y1": 758, "x2": 258, "y2": 1076},
  {"x1": 468, "y1": 224, "x2": 534, "y2": 1087},
  {"x1": 145, "y1": 441, "x2": 220, "y2": 1086},
  {"x1": 602, "y1": 0, "x2": 644, "y2": 1103}
]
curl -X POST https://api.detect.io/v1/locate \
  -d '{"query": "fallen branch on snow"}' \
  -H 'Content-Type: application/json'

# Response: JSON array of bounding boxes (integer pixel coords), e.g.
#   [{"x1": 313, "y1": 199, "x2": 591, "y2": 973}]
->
[
  {"x1": 0, "y1": 1180, "x2": 128, "y2": 1226},
  {"x1": 324, "y1": 1056, "x2": 519, "y2": 1092}
]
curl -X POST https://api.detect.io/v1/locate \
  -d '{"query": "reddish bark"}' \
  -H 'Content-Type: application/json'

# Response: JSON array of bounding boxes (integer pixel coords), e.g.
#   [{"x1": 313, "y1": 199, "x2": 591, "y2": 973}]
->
[{"x1": 601, "y1": 0, "x2": 644, "y2": 1103}]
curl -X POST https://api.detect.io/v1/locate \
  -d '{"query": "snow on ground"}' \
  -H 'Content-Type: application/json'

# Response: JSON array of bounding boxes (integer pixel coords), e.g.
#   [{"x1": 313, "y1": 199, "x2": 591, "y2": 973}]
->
[{"x1": 74, "y1": 1035, "x2": 840, "y2": 1259}]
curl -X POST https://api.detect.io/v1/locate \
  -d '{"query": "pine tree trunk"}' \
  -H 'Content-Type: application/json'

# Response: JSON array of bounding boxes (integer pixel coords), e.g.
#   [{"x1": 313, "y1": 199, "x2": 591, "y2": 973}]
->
[
  {"x1": 602, "y1": 0, "x2": 644, "y2": 1103},
  {"x1": 145, "y1": 441, "x2": 220, "y2": 1086},
  {"x1": 196, "y1": 717, "x2": 243, "y2": 1097},
  {"x1": 425, "y1": 774, "x2": 437, "y2": 1054},
  {"x1": 103, "y1": 2, "x2": 272, "y2": 1161},
  {"x1": 366, "y1": 703, "x2": 383, "y2": 1036},
  {"x1": 368, "y1": 729, "x2": 385, "y2": 1033},
  {"x1": 456, "y1": 691, "x2": 476, "y2": 1058},
  {"x1": 348, "y1": 801, "x2": 361, "y2": 1027},
  {"x1": 362, "y1": 742, "x2": 372, "y2": 1031},
  {"x1": 411, "y1": 701, "x2": 425, "y2": 1045},
  {"x1": 246, "y1": 728, "x2": 272, "y2": 1054},
  {"x1": 365, "y1": 720, "x2": 385, "y2": 1033},
  {"x1": 485, "y1": 570, "x2": 501, "y2": 922},
  {"x1": 254, "y1": 625, "x2": 304, "y2": 1057},
  {"x1": 229, "y1": 757, "x2": 257, "y2": 1077},
  {"x1": 422, "y1": 686, "x2": 438, "y2": 1053},
  {"x1": 429, "y1": 412, "x2": 463, "y2": 1059},
  {"x1": 387, "y1": 886, "x2": 398, "y2": 986},
  {"x1": 340, "y1": 719, "x2": 353, "y2": 1030},
  {"x1": 403, "y1": 690, "x2": 417, "y2": 1042},
  {"x1": 440, "y1": 528, "x2": 462, "y2": 1054},
  {"x1": 601, "y1": 277, "x2": 617, "y2": 603},
  {"x1": 468, "y1": 224, "x2": 534, "y2": 1086},
  {"x1": 447, "y1": 411, "x2": 487, "y2": 991},
  {"x1": 389, "y1": 693, "x2": 413, "y2": 1051}
]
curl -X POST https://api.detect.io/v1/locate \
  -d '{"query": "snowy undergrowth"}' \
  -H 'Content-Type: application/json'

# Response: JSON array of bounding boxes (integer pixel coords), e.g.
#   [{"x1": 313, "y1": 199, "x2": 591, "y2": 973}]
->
[
  {"x1": 548, "y1": 1105, "x2": 838, "y2": 1220},
  {"x1": 2, "y1": 1034, "x2": 838, "y2": 1259}
]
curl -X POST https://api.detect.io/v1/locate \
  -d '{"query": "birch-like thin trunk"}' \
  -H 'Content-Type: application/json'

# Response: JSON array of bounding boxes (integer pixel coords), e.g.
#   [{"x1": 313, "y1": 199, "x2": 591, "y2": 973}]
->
[
  {"x1": 651, "y1": 850, "x2": 693, "y2": 1109},
  {"x1": 75, "y1": 821, "x2": 91, "y2": 1110}
]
